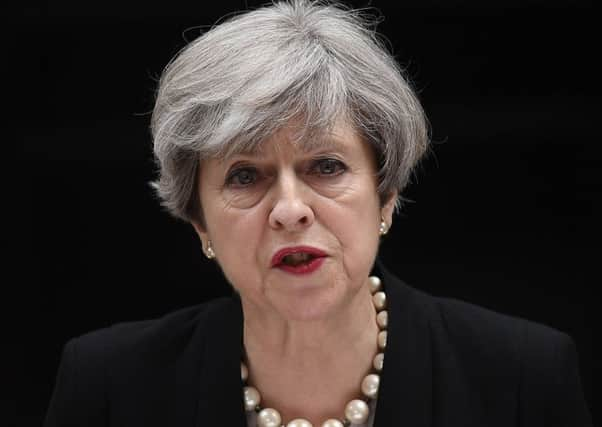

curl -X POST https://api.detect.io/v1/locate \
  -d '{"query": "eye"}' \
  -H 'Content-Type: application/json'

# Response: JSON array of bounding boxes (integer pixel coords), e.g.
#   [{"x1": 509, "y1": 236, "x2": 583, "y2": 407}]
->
[
  {"x1": 226, "y1": 167, "x2": 258, "y2": 187},
  {"x1": 310, "y1": 158, "x2": 347, "y2": 176}
]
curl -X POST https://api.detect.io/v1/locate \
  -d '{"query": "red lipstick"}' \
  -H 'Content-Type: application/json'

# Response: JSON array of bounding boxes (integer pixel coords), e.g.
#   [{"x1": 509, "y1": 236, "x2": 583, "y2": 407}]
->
[{"x1": 271, "y1": 246, "x2": 327, "y2": 275}]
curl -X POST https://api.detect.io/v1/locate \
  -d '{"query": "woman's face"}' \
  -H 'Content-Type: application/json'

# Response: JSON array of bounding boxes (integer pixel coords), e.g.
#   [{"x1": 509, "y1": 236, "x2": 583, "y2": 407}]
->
[{"x1": 193, "y1": 120, "x2": 395, "y2": 321}]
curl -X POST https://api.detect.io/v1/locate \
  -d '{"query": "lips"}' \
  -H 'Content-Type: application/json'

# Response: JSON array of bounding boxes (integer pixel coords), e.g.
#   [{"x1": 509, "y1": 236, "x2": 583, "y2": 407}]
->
[{"x1": 271, "y1": 246, "x2": 327, "y2": 269}]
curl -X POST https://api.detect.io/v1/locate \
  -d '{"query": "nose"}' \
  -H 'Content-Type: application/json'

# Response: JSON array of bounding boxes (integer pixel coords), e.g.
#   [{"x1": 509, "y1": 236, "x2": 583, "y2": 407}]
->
[{"x1": 268, "y1": 171, "x2": 314, "y2": 232}]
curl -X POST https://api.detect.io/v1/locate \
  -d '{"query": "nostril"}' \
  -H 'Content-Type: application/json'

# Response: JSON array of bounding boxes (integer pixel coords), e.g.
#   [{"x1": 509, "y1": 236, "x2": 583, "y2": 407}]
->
[{"x1": 268, "y1": 199, "x2": 314, "y2": 230}]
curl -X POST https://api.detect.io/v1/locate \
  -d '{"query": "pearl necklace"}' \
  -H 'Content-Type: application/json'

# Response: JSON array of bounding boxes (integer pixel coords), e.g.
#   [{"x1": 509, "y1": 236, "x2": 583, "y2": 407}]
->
[{"x1": 241, "y1": 276, "x2": 387, "y2": 427}]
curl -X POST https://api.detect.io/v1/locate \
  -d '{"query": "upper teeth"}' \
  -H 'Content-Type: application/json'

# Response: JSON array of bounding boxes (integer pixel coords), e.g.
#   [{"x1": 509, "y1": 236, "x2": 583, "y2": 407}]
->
[{"x1": 282, "y1": 253, "x2": 312, "y2": 265}]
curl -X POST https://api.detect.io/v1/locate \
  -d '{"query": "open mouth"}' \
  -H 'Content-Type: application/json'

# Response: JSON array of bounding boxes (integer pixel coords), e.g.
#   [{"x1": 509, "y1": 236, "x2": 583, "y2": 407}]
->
[
  {"x1": 272, "y1": 246, "x2": 327, "y2": 274},
  {"x1": 281, "y1": 252, "x2": 316, "y2": 266}
]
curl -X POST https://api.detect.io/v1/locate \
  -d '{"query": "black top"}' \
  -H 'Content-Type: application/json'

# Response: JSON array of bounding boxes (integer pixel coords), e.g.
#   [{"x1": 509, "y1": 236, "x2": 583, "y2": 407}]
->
[{"x1": 44, "y1": 262, "x2": 592, "y2": 426}]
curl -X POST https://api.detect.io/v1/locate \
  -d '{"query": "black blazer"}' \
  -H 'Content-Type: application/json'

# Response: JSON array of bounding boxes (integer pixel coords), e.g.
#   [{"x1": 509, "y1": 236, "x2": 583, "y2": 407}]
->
[{"x1": 45, "y1": 262, "x2": 592, "y2": 426}]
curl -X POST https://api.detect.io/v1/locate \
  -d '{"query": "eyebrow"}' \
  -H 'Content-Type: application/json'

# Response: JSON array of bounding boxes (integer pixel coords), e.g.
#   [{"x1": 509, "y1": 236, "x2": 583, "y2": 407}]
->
[{"x1": 309, "y1": 137, "x2": 348, "y2": 152}]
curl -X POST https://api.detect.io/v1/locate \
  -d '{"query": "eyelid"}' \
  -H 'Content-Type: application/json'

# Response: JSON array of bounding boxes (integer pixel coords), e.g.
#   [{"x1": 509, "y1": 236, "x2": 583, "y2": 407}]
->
[
  {"x1": 308, "y1": 157, "x2": 347, "y2": 174},
  {"x1": 225, "y1": 165, "x2": 259, "y2": 187},
  {"x1": 226, "y1": 163, "x2": 252, "y2": 177},
  {"x1": 225, "y1": 157, "x2": 261, "y2": 176},
  {"x1": 226, "y1": 159, "x2": 255, "y2": 171}
]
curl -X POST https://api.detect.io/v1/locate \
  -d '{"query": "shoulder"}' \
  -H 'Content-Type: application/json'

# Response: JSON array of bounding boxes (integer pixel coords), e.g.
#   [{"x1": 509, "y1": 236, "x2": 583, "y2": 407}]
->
[
  {"x1": 381, "y1": 262, "x2": 569, "y2": 359},
  {"x1": 387, "y1": 272, "x2": 591, "y2": 425},
  {"x1": 44, "y1": 297, "x2": 238, "y2": 427},
  {"x1": 432, "y1": 293, "x2": 567, "y2": 354},
  {"x1": 383, "y1": 267, "x2": 564, "y2": 355},
  {"x1": 431, "y1": 293, "x2": 590, "y2": 424},
  {"x1": 68, "y1": 296, "x2": 236, "y2": 370},
  {"x1": 407, "y1": 281, "x2": 576, "y2": 372}
]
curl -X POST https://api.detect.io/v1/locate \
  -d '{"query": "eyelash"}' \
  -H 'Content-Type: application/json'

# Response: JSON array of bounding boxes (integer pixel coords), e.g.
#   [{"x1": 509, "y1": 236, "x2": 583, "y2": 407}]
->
[
  {"x1": 225, "y1": 158, "x2": 347, "y2": 188},
  {"x1": 225, "y1": 167, "x2": 258, "y2": 188},
  {"x1": 309, "y1": 158, "x2": 347, "y2": 176}
]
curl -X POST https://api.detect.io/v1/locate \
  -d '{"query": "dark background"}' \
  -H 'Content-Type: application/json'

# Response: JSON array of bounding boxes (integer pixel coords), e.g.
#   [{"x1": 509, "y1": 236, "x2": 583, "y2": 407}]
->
[{"x1": 10, "y1": 0, "x2": 596, "y2": 425}]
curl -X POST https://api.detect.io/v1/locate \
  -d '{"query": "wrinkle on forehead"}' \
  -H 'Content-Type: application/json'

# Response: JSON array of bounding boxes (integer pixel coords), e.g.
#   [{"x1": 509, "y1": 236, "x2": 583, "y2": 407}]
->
[{"x1": 216, "y1": 116, "x2": 358, "y2": 160}]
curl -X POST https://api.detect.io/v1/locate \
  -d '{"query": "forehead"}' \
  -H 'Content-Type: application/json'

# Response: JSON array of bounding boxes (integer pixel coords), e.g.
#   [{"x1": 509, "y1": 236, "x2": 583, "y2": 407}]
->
[{"x1": 224, "y1": 119, "x2": 365, "y2": 159}]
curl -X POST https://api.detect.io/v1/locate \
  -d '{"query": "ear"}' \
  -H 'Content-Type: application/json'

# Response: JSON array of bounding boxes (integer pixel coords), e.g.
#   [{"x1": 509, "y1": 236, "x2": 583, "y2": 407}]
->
[
  {"x1": 381, "y1": 191, "x2": 397, "y2": 227},
  {"x1": 191, "y1": 220, "x2": 209, "y2": 246}
]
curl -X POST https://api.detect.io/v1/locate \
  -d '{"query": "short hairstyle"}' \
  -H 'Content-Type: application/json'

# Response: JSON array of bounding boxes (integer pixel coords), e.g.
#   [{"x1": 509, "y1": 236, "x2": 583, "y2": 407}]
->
[{"x1": 150, "y1": 0, "x2": 429, "y2": 224}]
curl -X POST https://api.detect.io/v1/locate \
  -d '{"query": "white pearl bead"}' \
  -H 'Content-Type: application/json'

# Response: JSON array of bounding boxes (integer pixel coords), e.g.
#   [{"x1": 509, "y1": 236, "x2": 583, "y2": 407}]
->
[
  {"x1": 361, "y1": 373, "x2": 380, "y2": 399},
  {"x1": 345, "y1": 399, "x2": 370, "y2": 424},
  {"x1": 373, "y1": 352, "x2": 384, "y2": 371},
  {"x1": 376, "y1": 310, "x2": 388, "y2": 329},
  {"x1": 372, "y1": 291, "x2": 386, "y2": 311},
  {"x1": 321, "y1": 420, "x2": 344, "y2": 427},
  {"x1": 240, "y1": 288, "x2": 387, "y2": 426},
  {"x1": 243, "y1": 386, "x2": 261, "y2": 411},
  {"x1": 287, "y1": 419, "x2": 313, "y2": 427},
  {"x1": 257, "y1": 408, "x2": 282, "y2": 427},
  {"x1": 368, "y1": 276, "x2": 382, "y2": 293},
  {"x1": 378, "y1": 330, "x2": 387, "y2": 349},
  {"x1": 241, "y1": 362, "x2": 248, "y2": 382}
]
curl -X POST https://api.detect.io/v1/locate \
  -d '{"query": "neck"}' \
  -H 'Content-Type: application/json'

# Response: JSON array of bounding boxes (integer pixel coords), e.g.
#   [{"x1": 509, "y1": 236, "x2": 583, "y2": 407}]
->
[{"x1": 241, "y1": 282, "x2": 379, "y2": 423}]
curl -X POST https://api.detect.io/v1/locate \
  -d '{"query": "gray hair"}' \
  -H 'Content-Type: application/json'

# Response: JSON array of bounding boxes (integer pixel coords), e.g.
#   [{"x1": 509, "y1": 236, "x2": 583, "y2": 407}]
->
[{"x1": 150, "y1": 0, "x2": 429, "y2": 224}]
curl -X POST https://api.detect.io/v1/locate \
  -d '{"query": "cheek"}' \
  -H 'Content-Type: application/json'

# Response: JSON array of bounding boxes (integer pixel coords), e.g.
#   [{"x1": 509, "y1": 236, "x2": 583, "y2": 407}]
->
[
  {"x1": 210, "y1": 207, "x2": 261, "y2": 254},
  {"x1": 209, "y1": 214, "x2": 265, "y2": 295},
  {"x1": 306, "y1": 173, "x2": 355, "y2": 199},
  {"x1": 325, "y1": 180, "x2": 381, "y2": 227},
  {"x1": 208, "y1": 204, "x2": 267, "y2": 272},
  {"x1": 320, "y1": 188, "x2": 381, "y2": 268},
  {"x1": 220, "y1": 182, "x2": 271, "y2": 209}
]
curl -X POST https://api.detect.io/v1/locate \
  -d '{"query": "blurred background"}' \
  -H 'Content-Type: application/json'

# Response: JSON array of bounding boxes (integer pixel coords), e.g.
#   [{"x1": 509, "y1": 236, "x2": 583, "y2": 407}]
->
[{"x1": 10, "y1": 0, "x2": 596, "y2": 425}]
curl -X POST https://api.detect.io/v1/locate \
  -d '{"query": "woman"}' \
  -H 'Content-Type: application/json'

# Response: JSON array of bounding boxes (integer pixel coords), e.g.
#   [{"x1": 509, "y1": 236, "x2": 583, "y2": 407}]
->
[{"x1": 45, "y1": 1, "x2": 591, "y2": 426}]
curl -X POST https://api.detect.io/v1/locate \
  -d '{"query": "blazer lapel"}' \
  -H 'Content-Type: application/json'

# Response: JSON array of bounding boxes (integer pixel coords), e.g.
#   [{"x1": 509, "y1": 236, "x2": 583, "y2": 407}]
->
[
  {"x1": 372, "y1": 260, "x2": 433, "y2": 427},
  {"x1": 195, "y1": 295, "x2": 247, "y2": 426}
]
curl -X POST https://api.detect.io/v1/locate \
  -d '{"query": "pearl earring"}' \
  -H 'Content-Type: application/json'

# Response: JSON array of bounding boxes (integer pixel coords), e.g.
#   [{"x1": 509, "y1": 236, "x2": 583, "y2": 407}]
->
[
  {"x1": 379, "y1": 219, "x2": 388, "y2": 236},
  {"x1": 205, "y1": 240, "x2": 215, "y2": 259}
]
